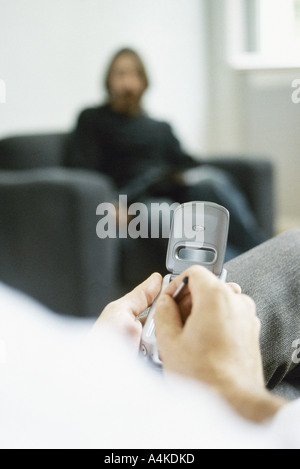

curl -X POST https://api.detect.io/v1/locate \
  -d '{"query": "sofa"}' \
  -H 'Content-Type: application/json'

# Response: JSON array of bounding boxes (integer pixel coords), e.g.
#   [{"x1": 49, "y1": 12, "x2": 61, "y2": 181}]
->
[{"x1": 0, "y1": 132, "x2": 275, "y2": 317}]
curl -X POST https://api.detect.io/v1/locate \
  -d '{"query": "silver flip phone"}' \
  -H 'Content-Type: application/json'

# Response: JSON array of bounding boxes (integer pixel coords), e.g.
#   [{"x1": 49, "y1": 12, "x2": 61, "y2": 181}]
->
[{"x1": 140, "y1": 201, "x2": 230, "y2": 367}]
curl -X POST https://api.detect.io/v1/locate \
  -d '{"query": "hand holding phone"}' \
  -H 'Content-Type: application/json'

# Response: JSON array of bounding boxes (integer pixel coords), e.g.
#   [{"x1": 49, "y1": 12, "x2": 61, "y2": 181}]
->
[{"x1": 140, "y1": 201, "x2": 230, "y2": 366}]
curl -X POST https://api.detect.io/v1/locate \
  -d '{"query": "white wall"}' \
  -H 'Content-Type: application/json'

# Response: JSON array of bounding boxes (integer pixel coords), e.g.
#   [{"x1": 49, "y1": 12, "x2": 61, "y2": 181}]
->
[
  {"x1": 204, "y1": 0, "x2": 300, "y2": 230},
  {"x1": 241, "y1": 71, "x2": 300, "y2": 228},
  {"x1": 1, "y1": 0, "x2": 298, "y2": 228},
  {"x1": 0, "y1": 0, "x2": 206, "y2": 155}
]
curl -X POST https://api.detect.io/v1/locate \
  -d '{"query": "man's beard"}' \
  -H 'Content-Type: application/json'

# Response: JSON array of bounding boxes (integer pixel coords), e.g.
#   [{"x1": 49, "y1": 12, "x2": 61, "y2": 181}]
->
[{"x1": 111, "y1": 91, "x2": 143, "y2": 115}]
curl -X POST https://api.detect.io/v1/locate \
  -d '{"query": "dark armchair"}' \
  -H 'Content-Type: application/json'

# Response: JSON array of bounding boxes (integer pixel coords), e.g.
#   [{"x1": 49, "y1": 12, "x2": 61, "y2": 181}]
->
[
  {"x1": 0, "y1": 167, "x2": 120, "y2": 317},
  {"x1": 0, "y1": 132, "x2": 275, "y2": 316}
]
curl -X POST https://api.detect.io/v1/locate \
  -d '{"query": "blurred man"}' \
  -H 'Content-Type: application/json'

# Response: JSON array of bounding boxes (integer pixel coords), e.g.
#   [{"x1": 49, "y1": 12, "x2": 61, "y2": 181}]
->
[{"x1": 65, "y1": 48, "x2": 267, "y2": 270}]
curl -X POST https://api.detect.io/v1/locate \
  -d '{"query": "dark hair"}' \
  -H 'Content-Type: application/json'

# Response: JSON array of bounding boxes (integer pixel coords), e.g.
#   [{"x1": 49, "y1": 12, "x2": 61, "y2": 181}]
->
[{"x1": 104, "y1": 48, "x2": 149, "y2": 94}]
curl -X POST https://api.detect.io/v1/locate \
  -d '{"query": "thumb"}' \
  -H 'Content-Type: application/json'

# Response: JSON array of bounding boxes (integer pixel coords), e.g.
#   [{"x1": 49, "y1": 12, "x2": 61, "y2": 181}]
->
[
  {"x1": 122, "y1": 272, "x2": 163, "y2": 317},
  {"x1": 154, "y1": 294, "x2": 183, "y2": 354}
]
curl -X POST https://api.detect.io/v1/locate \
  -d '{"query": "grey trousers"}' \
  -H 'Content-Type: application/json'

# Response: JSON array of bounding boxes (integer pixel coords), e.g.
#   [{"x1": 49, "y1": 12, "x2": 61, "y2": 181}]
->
[{"x1": 225, "y1": 229, "x2": 300, "y2": 400}]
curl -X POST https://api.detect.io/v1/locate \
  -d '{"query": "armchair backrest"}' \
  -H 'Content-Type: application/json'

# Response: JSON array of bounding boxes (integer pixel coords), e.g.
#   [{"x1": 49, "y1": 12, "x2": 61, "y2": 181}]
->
[{"x1": 0, "y1": 133, "x2": 70, "y2": 170}]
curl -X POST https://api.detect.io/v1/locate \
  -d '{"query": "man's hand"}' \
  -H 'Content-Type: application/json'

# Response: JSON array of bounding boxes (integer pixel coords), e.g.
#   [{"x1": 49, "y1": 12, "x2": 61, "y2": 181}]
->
[
  {"x1": 155, "y1": 265, "x2": 262, "y2": 387},
  {"x1": 154, "y1": 266, "x2": 286, "y2": 422},
  {"x1": 93, "y1": 272, "x2": 162, "y2": 352}
]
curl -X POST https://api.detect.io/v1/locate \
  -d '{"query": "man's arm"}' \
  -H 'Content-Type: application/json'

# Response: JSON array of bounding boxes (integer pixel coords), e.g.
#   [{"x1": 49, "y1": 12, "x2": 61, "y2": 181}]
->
[
  {"x1": 154, "y1": 266, "x2": 287, "y2": 423},
  {"x1": 163, "y1": 123, "x2": 199, "y2": 169},
  {"x1": 94, "y1": 263, "x2": 287, "y2": 423}
]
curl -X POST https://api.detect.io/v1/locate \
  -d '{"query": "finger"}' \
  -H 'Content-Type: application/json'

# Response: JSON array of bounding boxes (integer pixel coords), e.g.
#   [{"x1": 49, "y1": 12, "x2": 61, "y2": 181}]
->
[
  {"x1": 240, "y1": 294, "x2": 260, "y2": 337},
  {"x1": 241, "y1": 294, "x2": 257, "y2": 317},
  {"x1": 122, "y1": 272, "x2": 163, "y2": 317},
  {"x1": 164, "y1": 266, "x2": 219, "y2": 299},
  {"x1": 227, "y1": 282, "x2": 242, "y2": 294},
  {"x1": 155, "y1": 294, "x2": 183, "y2": 348},
  {"x1": 175, "y1": 294, "x2": 192, "y2": 324},
  {"x1": 162, "y1": 267, "x2": 220, "y2": 323},
  {"x1": 163, "y1": 271, "x2": 191, "y2": 297},
  {"x1": 183, "y1": 266, "x2": 219, "y2": 314}
]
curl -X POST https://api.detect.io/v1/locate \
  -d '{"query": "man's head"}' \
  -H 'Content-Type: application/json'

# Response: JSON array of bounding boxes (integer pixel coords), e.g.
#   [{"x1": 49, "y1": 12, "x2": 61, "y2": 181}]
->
[{"x1": 104, "y1": 48, "x2": 149, "y2": 115}]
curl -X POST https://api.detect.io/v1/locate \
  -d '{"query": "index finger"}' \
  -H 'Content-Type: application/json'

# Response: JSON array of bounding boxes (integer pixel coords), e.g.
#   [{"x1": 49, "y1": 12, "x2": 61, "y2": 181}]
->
[{"x1": 163, "y1": 265, "x2": 219, "y2": 298}]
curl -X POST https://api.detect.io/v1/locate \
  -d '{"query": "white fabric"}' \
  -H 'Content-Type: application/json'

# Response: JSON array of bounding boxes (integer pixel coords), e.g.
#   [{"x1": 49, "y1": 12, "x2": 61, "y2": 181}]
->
[{"x1": 0, "y1": 283, "x2": 299, "y2": 449}]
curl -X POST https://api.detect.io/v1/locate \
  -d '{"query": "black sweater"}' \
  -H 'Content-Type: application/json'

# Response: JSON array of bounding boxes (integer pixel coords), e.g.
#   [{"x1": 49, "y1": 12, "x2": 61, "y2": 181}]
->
[{"x1": 66, "y1": 104, "x2": 196, "y2": 200}]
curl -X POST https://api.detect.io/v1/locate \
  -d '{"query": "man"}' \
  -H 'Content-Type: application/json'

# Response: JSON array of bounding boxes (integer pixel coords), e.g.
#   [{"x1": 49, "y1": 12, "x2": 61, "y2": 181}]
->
[
  {"x1": 65, "y1": 48, "x2": 267, "y2": 267},
  {"x1": 0, "y1": 230, "x2": 299, "y2": 448}
]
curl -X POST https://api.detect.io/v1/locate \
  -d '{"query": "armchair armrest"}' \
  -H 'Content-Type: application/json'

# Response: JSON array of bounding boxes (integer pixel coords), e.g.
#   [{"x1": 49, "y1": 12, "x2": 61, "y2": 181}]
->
[
  {"x1": 0, "y1": 168, "x2": 119, "y2": 317},
  {"x1": 199, "y1": 157, "x2": 275, "y2": 238}
]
